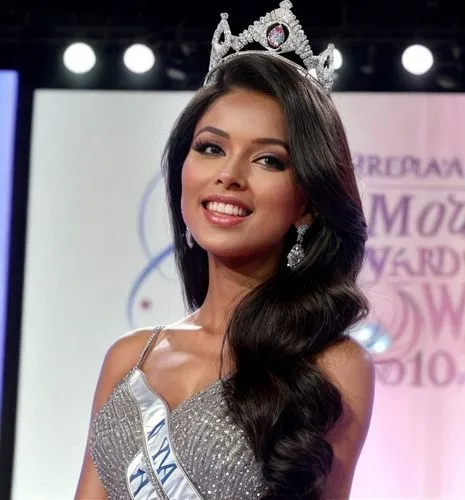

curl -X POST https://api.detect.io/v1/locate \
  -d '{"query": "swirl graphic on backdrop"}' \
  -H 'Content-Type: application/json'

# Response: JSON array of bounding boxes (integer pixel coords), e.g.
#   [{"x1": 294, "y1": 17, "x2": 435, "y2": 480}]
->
[
  {"x1": 379, "y1": 286, "x2": 423, "y2": 360},
  {"x1": 127, "y1": 172, "x2": 175, "y2": 329}
]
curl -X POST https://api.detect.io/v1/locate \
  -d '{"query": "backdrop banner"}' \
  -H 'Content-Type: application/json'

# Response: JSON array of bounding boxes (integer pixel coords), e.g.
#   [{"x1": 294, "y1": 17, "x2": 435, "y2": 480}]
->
[{"x1": 12, "y1": 90, "x2": 465, "y2": 500}]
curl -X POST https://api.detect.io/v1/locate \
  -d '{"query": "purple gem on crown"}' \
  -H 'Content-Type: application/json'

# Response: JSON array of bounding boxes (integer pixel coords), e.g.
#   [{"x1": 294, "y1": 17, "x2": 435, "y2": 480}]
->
[{"x1": 267, "y1": 24, "x2": 286, "y2": 49}]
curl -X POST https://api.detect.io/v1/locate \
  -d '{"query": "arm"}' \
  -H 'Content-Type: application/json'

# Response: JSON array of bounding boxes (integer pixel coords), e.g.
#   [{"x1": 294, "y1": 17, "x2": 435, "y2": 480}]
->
[
  {"x1": 316, "y1": 337, "x2": 375, "y2": 500},
  {"x1": 74, "y1": 328, "x2": 155, "y2": 499}
]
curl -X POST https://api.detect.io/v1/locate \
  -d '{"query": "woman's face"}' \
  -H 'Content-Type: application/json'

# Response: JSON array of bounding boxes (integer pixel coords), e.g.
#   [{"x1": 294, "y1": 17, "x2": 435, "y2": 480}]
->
[{"x1": 181, "y1": 88, "x2": 310, "y2": 263}]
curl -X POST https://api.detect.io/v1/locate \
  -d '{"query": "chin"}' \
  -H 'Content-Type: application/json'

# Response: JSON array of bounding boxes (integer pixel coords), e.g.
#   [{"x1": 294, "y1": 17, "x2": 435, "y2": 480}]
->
[
  {"x1": 202, "y1": 244, "x2": 253, "y2": 260},
  {"x1": 200, "y1": 240, "x2": 279, "y2": 265}
]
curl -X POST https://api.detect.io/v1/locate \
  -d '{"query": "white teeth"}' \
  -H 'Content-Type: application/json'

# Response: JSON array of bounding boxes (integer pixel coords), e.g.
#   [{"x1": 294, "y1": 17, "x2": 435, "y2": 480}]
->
[{"x1": 206, "y1": 201, "x2": 248, "y2": 217}]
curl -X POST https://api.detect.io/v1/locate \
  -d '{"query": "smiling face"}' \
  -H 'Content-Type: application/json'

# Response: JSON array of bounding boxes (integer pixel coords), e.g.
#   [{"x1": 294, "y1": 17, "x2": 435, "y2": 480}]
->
[{"x1": 181, "y1": 88, "x2": 311, "y2": 265}]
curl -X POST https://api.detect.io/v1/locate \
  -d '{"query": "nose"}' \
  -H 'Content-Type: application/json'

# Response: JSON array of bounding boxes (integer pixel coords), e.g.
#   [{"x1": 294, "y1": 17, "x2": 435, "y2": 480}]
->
[{"x1": 216, "y1": 160, "x2": 247, "y2": 190}]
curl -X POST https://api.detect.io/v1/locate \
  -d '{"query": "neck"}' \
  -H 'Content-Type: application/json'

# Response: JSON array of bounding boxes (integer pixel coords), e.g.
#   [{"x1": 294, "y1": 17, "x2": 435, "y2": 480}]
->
[{"x1": 193, "y1": 249, "x2": 281, "y2": 335}]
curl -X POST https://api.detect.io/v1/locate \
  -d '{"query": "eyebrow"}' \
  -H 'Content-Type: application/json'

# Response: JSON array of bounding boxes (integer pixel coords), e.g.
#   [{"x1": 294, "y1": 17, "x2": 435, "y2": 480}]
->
[{"x1": 194, "y1": 126, "x2": 289, "y2": 151}]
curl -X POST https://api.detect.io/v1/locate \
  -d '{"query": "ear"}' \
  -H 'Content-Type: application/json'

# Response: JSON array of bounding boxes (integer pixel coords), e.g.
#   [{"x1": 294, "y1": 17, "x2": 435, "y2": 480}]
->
[{"x1": 294, "y1": 203, "x2": 314, "y2": 227}]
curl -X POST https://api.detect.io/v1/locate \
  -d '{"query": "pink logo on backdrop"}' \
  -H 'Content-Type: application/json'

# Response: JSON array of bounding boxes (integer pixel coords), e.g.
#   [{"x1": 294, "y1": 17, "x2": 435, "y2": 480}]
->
[{"x1": 354, "y1": 153, "x2": 465, "y2": 389}]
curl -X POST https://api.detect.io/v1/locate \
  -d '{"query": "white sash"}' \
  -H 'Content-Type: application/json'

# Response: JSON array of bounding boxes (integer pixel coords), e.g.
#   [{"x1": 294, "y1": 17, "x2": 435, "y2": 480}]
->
[{"x1": 126, "y1": 369, "x2": 204, "y2": 500}]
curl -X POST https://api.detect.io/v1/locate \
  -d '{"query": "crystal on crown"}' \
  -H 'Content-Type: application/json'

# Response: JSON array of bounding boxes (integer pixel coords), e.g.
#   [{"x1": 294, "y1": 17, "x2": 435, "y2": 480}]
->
[
  {"x1": 204, "y1": 1, "x2": 335, "y2": 94},
  {"x1": 267, "y1": 24, "x2": 286, "y2": 49}
]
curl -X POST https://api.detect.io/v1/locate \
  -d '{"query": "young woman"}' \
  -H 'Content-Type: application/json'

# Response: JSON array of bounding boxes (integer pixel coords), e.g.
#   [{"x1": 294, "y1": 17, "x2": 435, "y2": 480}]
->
[{"x1": 76, "y1": 4, "x2": 374, "y2": 499}]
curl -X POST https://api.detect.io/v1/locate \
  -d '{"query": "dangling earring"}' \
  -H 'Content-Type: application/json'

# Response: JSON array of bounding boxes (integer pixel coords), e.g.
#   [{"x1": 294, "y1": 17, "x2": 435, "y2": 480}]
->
[
  {"x1": 185, "y1": 227, "x2": 194, "y2": 249},
  {"x1": 287, "y1": 224, "x2": 310, "y2": 269}
]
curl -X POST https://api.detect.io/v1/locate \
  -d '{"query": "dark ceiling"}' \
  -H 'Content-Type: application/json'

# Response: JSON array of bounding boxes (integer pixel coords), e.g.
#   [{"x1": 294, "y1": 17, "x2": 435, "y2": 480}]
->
[
  {"x1": 1, "y1": 1, "x2": 464, "y2": 91},
  {"x1": 1, "y1": 1, "x2": 464, "y2": 41}
]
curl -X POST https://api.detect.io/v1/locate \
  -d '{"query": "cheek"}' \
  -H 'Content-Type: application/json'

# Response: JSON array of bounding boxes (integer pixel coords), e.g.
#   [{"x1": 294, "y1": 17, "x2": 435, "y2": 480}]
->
[
  {"x1": 180, "y1": 159, "x2": 199, "y2": 211},
  {"x1": 181, "y1": 154, "x2": 211, "y2": 191},
  {"x1": 181, "y1": 158, "x2": 194, "y2": 190},
  {"x1": 258, "y1": 180, "x2": 303, "y2": 224}
]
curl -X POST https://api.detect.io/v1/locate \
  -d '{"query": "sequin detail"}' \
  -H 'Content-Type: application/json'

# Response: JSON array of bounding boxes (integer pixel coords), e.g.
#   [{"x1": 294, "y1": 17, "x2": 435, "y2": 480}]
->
[
  {"x1": 90, "y1": 370, "x2": 267, "y2": 499},
  {"x1": 170, "y1": 382, "x2": 265, "y2": 499},
  {"x1": 90, "y1": 372, "x2": 158, "y2": 499}
]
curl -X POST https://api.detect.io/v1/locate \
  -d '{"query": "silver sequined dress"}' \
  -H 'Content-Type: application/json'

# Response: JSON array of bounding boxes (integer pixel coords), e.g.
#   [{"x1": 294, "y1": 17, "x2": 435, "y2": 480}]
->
[{"x1": 90, "y1": 326, "x2": 267, "y2": 500}]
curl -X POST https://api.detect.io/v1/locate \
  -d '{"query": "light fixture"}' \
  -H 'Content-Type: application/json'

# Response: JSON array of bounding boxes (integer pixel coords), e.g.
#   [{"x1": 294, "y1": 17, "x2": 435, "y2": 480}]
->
[
  {"x1": 63, "y1": 42, "x2": 96, "y2": 74},
  {"x1": 333, "y1": 48, "x2": 343, "y2": 71},
  {"x1": 166, "y1": 67, "x2": 187, "y2": 81},
  {"x1": 435, "y1": 45, "x2": 463, "y2": 90},
  {"x1": 360, "y1": 45, "x2": 376, "y2": 75},
  {"x1": 402, "y1": 44, "x2": 434, "y2": 75},
  {"x1": 123, "y1": 44, "x2": 155, "y2": 74}
]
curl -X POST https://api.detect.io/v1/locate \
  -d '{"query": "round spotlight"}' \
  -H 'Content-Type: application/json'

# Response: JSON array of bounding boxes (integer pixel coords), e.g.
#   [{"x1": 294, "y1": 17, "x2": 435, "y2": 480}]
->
[
  {"x1": 123, "y1": 44, "x2": 155, "y2": 74},
  {"x1": 63, "y1": 42, "x2": 96, "y2": 74},
  {"x1": 402, "y1": 44, "x2": 434, "y2": 75},
  {"x1": 333, "y1": 48, "x2": 343, "y2": 70}
]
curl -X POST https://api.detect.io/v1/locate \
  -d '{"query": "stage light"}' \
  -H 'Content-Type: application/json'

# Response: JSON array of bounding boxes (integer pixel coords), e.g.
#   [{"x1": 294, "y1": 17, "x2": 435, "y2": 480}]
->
[
  {"x1": 308, "y1": 47, "x2": 341, "y2": 79},
  {"x1": 402, "y1": 44, "x2": 434, "y2": 75},
  {"x1": 333, "y1": 48, "x2": 343, "y2": 70},
  {"x1": 371, "y1": 336, "x2": 392, "y2": 354},
  {"x1": 63, "y1": 43, "x2": 96, "y2": 74},
  {"x1": 435, "y1": 45, "x2": 463, "y2": 90},
  {"x1": 123, "y1": 44, "x2": 155, "y2": 74},
  {"x1": 353, "y1": 326, "x2": 373, "y2": 344},
  {"x1": 360, "y1": 45, "x2": 376, "y2": 75},
  {"x1": 350, "y1": 322, "x2": 392, "y2": 354},
  {"x1": 166, "y1": 67, "x2": 187, "y2": 81}
]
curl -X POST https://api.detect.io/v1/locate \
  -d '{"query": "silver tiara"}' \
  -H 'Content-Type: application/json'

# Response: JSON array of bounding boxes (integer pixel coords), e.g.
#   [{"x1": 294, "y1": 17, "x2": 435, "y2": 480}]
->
[{"x1": 204, "y1": 1, "x2": 335, "y2": 94}]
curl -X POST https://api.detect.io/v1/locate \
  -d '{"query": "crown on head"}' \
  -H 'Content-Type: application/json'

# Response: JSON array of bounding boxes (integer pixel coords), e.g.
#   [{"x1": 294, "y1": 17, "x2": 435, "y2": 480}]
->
[{"x1": 204, "y1": 1, "x2": 335, "y2": 94}]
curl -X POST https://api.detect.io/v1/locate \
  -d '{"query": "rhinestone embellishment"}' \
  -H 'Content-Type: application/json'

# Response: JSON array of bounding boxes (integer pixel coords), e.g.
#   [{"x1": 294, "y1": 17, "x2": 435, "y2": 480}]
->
[
  {"x1": 287, "y1": 224, "x2": 310, "y2": 269},
  {"x1": 205, "y1": 1, "x2": 336, "y2": 94},
  {"x1": 267, "y1": 24, "x2": 286, "y2": 49}
]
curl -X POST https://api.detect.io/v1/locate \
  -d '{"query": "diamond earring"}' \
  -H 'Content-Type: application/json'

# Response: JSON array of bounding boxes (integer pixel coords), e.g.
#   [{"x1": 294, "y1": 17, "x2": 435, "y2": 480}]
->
[
  {"x1": 185, "y1": 228, "x2": 194, "y2": 249},
  {"x1": 287, "y1": 224, "x2": 310, "y2": 269}
]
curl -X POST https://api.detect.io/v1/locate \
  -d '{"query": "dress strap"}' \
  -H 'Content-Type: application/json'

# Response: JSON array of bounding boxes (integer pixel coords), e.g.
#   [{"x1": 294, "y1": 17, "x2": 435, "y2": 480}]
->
[{"x1": 135, "y1": 325, "x2": 164, "y2": 369}]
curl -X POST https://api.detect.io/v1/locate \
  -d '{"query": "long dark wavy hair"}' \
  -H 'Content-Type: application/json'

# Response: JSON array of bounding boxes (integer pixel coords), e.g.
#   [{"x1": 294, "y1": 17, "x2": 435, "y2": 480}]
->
[{"x1": 161, "y1": 54, "x2": 369, "y2": 499}]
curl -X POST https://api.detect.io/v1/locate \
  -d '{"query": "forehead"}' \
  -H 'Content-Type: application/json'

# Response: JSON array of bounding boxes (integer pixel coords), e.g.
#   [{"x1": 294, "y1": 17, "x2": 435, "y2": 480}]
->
[{"x1": 196, "y1": 89, "x2": 288, "y2": 138}]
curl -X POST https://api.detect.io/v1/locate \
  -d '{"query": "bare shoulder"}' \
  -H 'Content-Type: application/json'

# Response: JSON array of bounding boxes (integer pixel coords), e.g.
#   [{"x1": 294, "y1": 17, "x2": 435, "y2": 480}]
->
[
  {"x1": 316, "y1": 336, "x2": 375, "y2": 392},
  {"x1": 316, "y1": 335, "x2": 375, "y2": 427},
  {"x1": 75, "y1": 327, "x2": 160, "y2": 498},
  {"x1": 316, "y1": 336, "x2": 375, "y2": 499},
  {"x1": 101, "y1": 327, "x2": 159, "y2": 383},
  {"x1": 92, "y1": 326, "x2": 161, "y2": 412}
]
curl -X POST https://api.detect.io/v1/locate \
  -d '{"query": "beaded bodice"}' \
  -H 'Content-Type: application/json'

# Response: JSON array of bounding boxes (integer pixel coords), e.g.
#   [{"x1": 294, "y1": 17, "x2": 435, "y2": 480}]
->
[{"x1": 89, "y1": 327, "x2": 266, "y2": 500}]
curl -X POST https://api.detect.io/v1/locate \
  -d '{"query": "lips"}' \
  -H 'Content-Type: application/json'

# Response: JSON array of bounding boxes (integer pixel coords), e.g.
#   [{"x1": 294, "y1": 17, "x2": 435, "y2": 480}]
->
[
  {"x1": 202, "y1": 204, "x2": 249, "y2": 227},
  {"x1": 201, "y1": 195, "x2": 253, "y2": 214},
  {"x1": 204, "y1": 201, "x2": 249, "y2": 217}
]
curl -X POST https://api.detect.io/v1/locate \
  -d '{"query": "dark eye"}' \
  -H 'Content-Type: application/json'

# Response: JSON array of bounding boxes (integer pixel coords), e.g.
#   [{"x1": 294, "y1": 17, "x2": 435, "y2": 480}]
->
[
  {"x1": 256, "y1": 155, "x2": 286, "y2": 171},
  {"x1": 192, "y1": 140, "x2": 224, "y2": 156}
]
